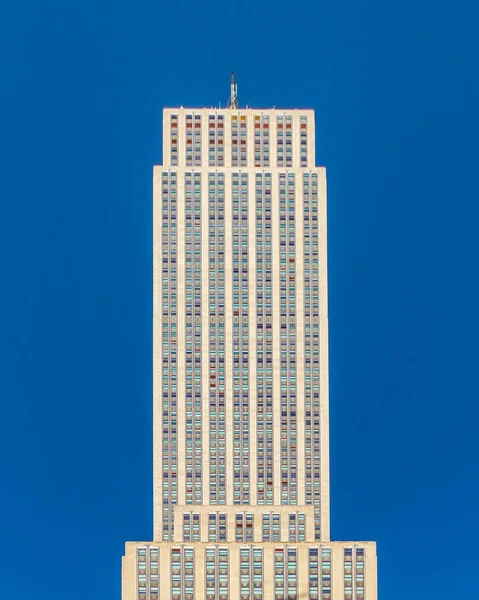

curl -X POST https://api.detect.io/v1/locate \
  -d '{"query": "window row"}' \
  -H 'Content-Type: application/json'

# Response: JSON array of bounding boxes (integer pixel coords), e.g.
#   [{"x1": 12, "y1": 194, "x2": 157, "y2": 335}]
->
[
  {"x1": 137, "y1": 545, "x2": 367, "y2": 600},
  {"x1": 182, "y1": 512, "x2": 307, "y2": 542},
  {"x1": 169, "y1": 113, "x2": 309, "y2": 167}
]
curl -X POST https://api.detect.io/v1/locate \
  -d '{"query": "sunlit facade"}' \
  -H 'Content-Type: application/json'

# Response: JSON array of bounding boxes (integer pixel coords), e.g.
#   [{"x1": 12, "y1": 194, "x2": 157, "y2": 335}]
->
[{"x1": 121, "y1": 91, "x2": 378, "y2": 600}]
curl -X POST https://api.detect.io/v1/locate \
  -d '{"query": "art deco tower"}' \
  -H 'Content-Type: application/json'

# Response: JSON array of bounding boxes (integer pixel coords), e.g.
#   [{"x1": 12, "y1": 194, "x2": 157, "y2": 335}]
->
[{"x1": 122, "y1": 74, "x2": 378, "y2": 600}]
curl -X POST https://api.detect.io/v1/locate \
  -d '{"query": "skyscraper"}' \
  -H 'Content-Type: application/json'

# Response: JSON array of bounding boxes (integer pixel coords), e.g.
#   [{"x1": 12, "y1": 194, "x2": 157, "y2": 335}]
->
[{"x1": 122, "y1": 75, "x2": 378, "y2": 600}]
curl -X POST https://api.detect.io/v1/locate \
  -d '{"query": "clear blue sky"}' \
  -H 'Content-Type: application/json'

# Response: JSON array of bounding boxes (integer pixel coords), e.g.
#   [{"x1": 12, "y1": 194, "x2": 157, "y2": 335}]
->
[{"x1": 1, "y1": 0, "x2": 478, "y2": 597}]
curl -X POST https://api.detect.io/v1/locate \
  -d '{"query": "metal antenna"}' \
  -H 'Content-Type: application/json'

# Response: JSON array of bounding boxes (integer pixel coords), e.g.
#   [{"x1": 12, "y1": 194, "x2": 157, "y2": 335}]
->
[{"x1": 228, "y1": 71, "x2": 238, "y2": 109}]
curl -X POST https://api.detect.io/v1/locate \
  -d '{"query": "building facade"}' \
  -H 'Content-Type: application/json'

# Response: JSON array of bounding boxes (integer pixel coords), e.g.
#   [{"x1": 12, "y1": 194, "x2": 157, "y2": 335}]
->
[{"x1": 122, "y1": 80, "x2": 378, "y2": 600}]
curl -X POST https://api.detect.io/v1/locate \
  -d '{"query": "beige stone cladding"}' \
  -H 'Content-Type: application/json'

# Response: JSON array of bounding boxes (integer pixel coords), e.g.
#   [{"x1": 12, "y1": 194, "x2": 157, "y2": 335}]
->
[
  {"x1": 154, "y1": 166, "x2": 329, "y2": 532},
  {"x1": 122, "y1": 540, "x2": 377, "y2": 600},
  {"x1": 127, "y1": 103, "x2": 378, "y2": 600},
  {"x1": 154, "y1": 104, "x2": 329, "y2": 531}
]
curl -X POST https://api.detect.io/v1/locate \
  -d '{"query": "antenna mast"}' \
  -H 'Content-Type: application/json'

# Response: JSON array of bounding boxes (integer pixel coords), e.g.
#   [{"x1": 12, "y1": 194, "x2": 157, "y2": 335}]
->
[{"x1": 228, "y1": 71, "x2": 238, "y2": 109}]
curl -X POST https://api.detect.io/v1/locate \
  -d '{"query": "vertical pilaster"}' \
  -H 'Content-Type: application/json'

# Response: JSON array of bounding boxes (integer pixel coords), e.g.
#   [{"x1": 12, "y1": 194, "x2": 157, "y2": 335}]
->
[
  {"x1": 121, "y1": 545, "x2": 137, "y2": 600},
  {"x1": 230, "y1": 545, "x2": 239, "y2": 600},
  {"x1": 298, "y1": 546, "x2": 309, "y2": 600},
  {"x1": 162, "y1": 546, "x2": 171, "y2": 600},
  {"x1": 263, "y1": 546, "x2": 273, "y2": 600},
  {"x1": 366, "y1": 546, "x2": 378, "y2": 600},
  {"x1": 332, "y1": 544, "x2": 343, "y2": 599}
]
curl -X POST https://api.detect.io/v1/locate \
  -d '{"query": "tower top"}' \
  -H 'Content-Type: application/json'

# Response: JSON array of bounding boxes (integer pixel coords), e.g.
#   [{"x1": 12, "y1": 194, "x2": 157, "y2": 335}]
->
[{"x1": 228, "y1": 71, "x2": 238, "y2": 109}]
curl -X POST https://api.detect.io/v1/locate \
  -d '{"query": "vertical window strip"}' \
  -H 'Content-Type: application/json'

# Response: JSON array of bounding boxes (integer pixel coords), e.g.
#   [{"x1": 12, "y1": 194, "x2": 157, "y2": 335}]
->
[
  {"x1": 274, "y1": 548, "x2": 285, "y2": 600},
  {"x1": 209, "y1": 173, "x2": 226, "y2": 504},
  {"x1": 217, "y1": 114, "x2": 224, "y2": 166},
  {"x1": 240, "y1": 116, "x2": 247, "y2": 166},
  {"x1": 344, "y1": 548, "x2": 353, "y2": 600},
  {"x1": 235, "y1": 512, "x2": 254, "y2": 542},
  {"x1": 289, "y1": 513, "x2": 297, "y2": 542},
  {"x1": 232, "y1": 115, "x2": 239, "y2": 167},
  {"x1": 219, "y1": 512, "x2": 227, "y2": 541},
  {"x1": 322, "y1": 547, "x2": 332, "y2": 599},
  {"x1": 185, "y1": 173, "x2": 202, "y2": 505},
  {"x1": 205, "y1": 548, "x2": 216, "y2": 600},
  {"x1": 185, "y1": 548, "x2": 195, "y2": 600},
  {"x1": 172, "y1": 547, "x2": 195, "y2": 600},
  {"x1": 185, "y1": 113, "x2": 201, "y2": 166},
  {"x1": 218, "y1": 548, "x2": 229, "y2": 600},
  {"x1": 162, "y1": 171, "x2": 178, "y2": 540},
  {"x1": 262, "y1": 513, "x2": 270, "y2": 542},
  {"x1": 256, "y1": 172, "x2": 274, "y2": 505},
  {"x1": 287, "y1": 548, "x2": 298, "y2": 599},
  {"x1": 298, "y1": 513, "x2": 306, "y2": 541},
  {"x1": 208, "y1": 115, "x2": 216, "y2": 167},
  {"x1": 208, "y1": 512, "x2": 228, "y2": 542},
  {"x1": 272, "y1": 513, "x2": 281, "y2": 542},
  {"x1": 193, "y1": 513, "x2": 200, "y2": 541},
  {"x1": 261, "y1": 512, "x2": 281, "y2": 542},
  {"x1": 194, "y1": 114, "x2": 202, "y2": 166},
  {"x1": 208, "y1": 513, "x2": 217, "y2": 542},
  {"x1": 236, "y1": 513, "x2": 244, "y2": 542},
  {"x1": 303, "y1": 173, "x2": 312, "y2": 506},
  {"x1": 285, "y1": 115, "x2": 293, "y2": 167},
  {"x1": 288, "y1": 174, "x2": 297, "y2": 505},
  {"x1": 253, "y1": 548, "x2": 264, "y2": 600},
  {"x1": 183, "y1": 512, "x2": 200, "y2": 542},
  {"x1": 240, "y1": 547, "x2": 263, "y2": 600},
  {"x1": 185, "y1": 174, "x2": 193, "y2": 504},
  {"x1": 183, "y1": 512, "x2": 191, "y2": 542},
  {"x1": 277, "y1": 116, "x2": 284, "y2": 167},
  {"x1": 137, "y1": 546, "x2": 160, "y2": 600},
  {"x1": 208, "y1": 115, "x2": 224, "y2": 167},
  {"x1": 186, "y1": 114, "x2": 193, "y2": 166},
  {"x1": 312, "y1": 173, "x2": 321, "y2": 536},
  {"x1": 254, "y1": 115, "x2": 270, "y2": 167},
  {"x1": 262, "y1": 115, "x2": 270, "y2": 167},
  {"x1": 300, "y1": 115, "x2": 308, "y2": 167},
  {"x1": 245, "y1": 513, "x2": 254, "y2": 542},
  {"x1": 170, "y1": 115, "x2": 178, "y2": 166},
  {"x1": 254, "y1": 115, "x2": 260, "y2": 166},
  {"x1": 279, "y1": 173, "x2": 288, "y2": 504},
  {"x1": 150, "y1": 547, "x2": 159, "y2": 600},
  {"x1": 233, "y1": 173, "x2": 250, "y2": 505},
  {"x1": 206, "y1": 547, "x2": 229, "y2": 600},
  {"x1": 288, "y1": 512, "x2": 306, "y2": 542},
  {"x1": 137, "y1": 547, "x2": 147, "y2": 600}
]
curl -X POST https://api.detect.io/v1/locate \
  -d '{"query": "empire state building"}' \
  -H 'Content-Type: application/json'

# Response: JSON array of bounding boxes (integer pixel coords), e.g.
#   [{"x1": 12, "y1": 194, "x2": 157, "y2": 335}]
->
[{"x1": 121, "y1": 74, "x2": 378, "y2": 600}]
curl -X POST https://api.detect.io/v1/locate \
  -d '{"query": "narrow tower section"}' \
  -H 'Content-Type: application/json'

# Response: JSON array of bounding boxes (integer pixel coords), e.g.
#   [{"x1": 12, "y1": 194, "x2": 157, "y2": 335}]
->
[{"x1": 122, "y1": 78, "x2": 378, "y2": 600}]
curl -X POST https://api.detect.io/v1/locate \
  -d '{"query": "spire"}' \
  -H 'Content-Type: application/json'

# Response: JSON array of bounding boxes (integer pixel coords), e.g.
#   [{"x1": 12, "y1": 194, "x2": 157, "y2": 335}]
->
[{"x1": 228, "y1": 71, "x2": 238, "y2": 109}]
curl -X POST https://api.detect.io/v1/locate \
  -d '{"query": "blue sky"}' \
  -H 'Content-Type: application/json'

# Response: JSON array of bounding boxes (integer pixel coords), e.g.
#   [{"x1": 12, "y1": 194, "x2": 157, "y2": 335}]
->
[{"x1": 1, "y1": 0, "x2": 478, "y2": 597}]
